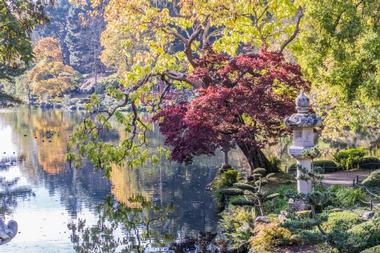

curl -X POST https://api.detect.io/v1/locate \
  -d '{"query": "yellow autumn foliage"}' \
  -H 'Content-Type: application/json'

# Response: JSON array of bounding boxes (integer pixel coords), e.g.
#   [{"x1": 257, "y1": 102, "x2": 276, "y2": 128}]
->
[
  {"x1": 96, "y1": 0, "x2": 301, "y2": 80},
  {"x1": 33, "y1": 37, "x2": 63, "y2": 62},
  {"x1": 27, "y1": 37, "x2": 77, "y2": 97},
  {"x1": 250, "y1": 222, "x2": 293, "y2": 252}
]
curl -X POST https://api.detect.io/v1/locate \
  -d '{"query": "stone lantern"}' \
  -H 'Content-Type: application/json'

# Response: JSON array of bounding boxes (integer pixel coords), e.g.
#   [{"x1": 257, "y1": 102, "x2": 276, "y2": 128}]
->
[{"x1": 285, "y1": 91, "x2": 322, "y2": 194}]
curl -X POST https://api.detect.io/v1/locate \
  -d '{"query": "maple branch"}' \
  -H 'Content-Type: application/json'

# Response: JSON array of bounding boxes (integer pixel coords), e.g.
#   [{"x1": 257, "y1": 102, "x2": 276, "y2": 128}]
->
[
  {"x1": 333, "y1": 0, "x2": 364, "y2": 34},
  {"x1": 129, "y1": 100, "x2": 148, "y2": 147},
  {"x1": 165, "y1": 18, "x2": 204, "y2": 67},
  {"x1": 252, "y1": 7, "x2": 268, "y2": 48},
  {"x1": 156, "y1": 77, "x2": 173, "y2": 109},
  {"x1": 202, "y1": 15, "x2": 212, "y2": 48},
  {"x1": 163, "y1": 70, "x2": 204, "y2": 88},
  {"x1": 256, "y1": 2, "x2": 271, "y2": 22},
  {"x1": 185, "y1": 24, "x2": 202, "y2": 67},
  {"x1": 279, "y1": 7, "x2": 303, "y2": 53},
  {"x1": 86, "y1": 72, "x2": 158, "y2": 137}
]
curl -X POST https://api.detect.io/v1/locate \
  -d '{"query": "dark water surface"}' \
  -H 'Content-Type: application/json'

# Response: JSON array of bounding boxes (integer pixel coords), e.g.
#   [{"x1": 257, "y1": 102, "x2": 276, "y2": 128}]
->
[{"x1": 0, "y1": 106, "x2": 246, "y2": 253}]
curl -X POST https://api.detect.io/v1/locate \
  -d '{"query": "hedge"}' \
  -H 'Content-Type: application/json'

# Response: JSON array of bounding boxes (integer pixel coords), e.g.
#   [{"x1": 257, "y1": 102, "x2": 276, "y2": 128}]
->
[{"x1": 288, "y1": 160, "x2": 338, "y2": 173}]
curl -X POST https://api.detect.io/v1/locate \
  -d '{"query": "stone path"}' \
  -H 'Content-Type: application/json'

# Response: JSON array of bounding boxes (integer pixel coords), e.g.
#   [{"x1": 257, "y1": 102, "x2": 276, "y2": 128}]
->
[{"x1": 321, "y1": 170, "x2": 374, "y2": 186}]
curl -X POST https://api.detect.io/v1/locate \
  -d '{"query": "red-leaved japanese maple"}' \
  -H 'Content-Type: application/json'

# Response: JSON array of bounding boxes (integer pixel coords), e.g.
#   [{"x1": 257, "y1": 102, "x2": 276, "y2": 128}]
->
[{"x1": 154, "y1": 50, "x2": 309, "y2": 173}]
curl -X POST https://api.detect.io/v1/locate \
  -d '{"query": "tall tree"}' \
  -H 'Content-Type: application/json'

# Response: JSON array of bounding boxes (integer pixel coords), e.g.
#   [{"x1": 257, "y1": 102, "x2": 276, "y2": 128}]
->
[
  {"x1": 0, "y1": 0, "x2": 47, "y2": 79},
  {"x1": 27, "y1": 37, "x2": 77, "y2": 97},
  {"x1": 292, "y1": 0, "x2": 380, "y2": 150},
  {"x1": 69, "y1": 0, "x2": 306, "y2": 174},
  {"x1": 64, "y1": 2, "x2": 105, "y2": 74},
  {"x1": 295, "y1": 0, "x2": 380, "y2": 100},
  {"x1": 35, "y1": 0, "x2": 105, "y2": 75},
  {"x1": 34, "y1": 0, "x2": 71, "y2": 64},
  {"x1": 312, "y1": 83, "x2": 380, "y2": 150},
  {"x1": 154, "y1": 50, "x2": 308, "y2": 172}
]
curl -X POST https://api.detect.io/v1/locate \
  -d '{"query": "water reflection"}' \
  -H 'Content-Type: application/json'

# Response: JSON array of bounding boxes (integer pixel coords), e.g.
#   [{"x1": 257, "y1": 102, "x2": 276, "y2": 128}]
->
[
  {"x1": 0, "y1": 106, "x2": 244, "y2": 252},
  {"x1": 69, "y1": 195, "x2": 174, "y2": 253}
]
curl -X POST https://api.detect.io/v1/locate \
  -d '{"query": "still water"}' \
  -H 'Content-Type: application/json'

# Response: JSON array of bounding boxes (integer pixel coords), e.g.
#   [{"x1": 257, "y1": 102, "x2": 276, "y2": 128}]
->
[{"x1": 0, "y1": 106, "x2": 246, "y2": 253}]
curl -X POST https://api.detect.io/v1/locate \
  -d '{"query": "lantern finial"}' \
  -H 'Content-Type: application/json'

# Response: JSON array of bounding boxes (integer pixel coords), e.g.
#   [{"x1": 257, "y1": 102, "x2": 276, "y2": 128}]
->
[{"x1": 295, "y1": 90, "x2": 310, "y2": 113}]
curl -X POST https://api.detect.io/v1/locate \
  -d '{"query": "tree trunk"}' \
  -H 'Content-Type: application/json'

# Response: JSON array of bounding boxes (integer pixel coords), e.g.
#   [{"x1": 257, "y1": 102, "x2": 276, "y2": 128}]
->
[
  {"x1": 238, "y1": 143, "x2": 277, "y2": 174},
  {"x1": 223, "y1": 148, "x2": 229, "y2": 166}
]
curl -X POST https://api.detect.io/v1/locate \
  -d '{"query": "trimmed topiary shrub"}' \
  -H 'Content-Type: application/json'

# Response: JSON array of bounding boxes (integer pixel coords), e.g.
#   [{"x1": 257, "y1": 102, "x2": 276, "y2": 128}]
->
[
  {"x1": 359, "y1": 157, "x2": 380, "y2": 170},
  {"x1": 333, "y1": 147, "x2": 366, "y2": 170},
  {"x1": 362, "y1": 170, "x2": 380, "y2": 187},
  {"x1": 212, "y1": 169, "x2": 240, "y2": 211}
]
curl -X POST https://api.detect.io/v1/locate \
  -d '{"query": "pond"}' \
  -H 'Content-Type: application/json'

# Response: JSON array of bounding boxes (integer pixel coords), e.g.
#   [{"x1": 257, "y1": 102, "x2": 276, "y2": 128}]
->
[{"x1": 0, "y1": 106, "x2": 247, "y2": 252}]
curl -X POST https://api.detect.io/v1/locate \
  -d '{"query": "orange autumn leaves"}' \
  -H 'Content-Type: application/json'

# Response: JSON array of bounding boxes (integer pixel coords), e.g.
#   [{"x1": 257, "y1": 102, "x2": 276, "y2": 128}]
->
[{"x1": 28, "y1": 37, "x2": 77, "y2": 97}]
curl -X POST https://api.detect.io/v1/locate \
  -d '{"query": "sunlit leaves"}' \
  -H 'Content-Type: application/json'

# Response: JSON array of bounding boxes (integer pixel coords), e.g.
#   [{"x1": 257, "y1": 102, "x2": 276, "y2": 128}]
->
[
  {"x1": 97, "y1": 0, "x2": 302, "y2": 81},
  {"x1": 295, "y1": 0, "x2": 380, "y2": 100},
  {"x1": 311, "y1": 84, "x2": 380, "y2": 148},
  {"x1": 68, "y1": 0, "x2": 306, "y2": 175}
]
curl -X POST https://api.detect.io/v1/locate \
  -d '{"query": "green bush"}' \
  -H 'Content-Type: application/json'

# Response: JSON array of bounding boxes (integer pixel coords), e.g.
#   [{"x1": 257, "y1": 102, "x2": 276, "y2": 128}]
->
[
  {"x1": 333, "y1": 147, "x2": 366, "y2": 170},
  {"x1": 212, "y1": 169, "x2": 240, "y2": 211},
  {"x1": 321, "y1": 211, "x2": 361, "y2": 233},
  {"x1": 359, "y1": 157, "x2": 380, "y2": 170},
  {"x1": 313, "y1": 160, "x2": 339, "y2": 173},
  {"x1": 288, "y1": 163, "x2": 297, "y2": 173},
  {"x1": 330, "y1": 186, "x2": 366, "y2": 207},
  {"x1": 213, "y1": 169, "x2": 240, "y2": 189},
  {"x1": 250, "y1": 222, "x2": 293, "y2": 252},
  {"x1": 263, "y1": 185, "x2": 296, "y2": 214},
  {"x1": 362, "y1": 170, "x2": 380, "y2": 187},
  {"x1": 218, "y1": 207, "x2": 255, "y2": 251},
  {"x1": 342, "y1": 218, "x2": 380, "y2": 253},
  {"x1": 268, "y1": 156, "x2": 281, "y2": 172},
  {"x1": 320, "y1": 217, "x2": 380, "y2": 253}
]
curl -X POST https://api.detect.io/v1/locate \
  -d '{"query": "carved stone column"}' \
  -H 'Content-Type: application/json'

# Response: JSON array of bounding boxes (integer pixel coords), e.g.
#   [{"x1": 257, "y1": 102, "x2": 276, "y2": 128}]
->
[{"x1": 285, "y1": 91, "x2": 322, "y2": 194}]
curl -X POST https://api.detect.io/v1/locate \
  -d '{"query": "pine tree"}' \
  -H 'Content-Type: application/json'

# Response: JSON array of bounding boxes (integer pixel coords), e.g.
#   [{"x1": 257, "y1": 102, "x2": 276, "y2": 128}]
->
[
  {"x1": 34, "y1": 0, "x2": 71, "y2": 65},
  {"x1": 35, "y1": 0, "x2": 105, "y2": 75},
  {"x1": 64, "y1": 4, "x2": 105, "y2": 74}
]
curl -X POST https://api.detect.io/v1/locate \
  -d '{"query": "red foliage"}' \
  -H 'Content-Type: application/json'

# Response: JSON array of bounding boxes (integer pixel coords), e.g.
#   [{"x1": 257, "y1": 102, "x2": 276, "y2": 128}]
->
[{"x1": 154, "y1": 50, "x2": 309, "y2": 168}]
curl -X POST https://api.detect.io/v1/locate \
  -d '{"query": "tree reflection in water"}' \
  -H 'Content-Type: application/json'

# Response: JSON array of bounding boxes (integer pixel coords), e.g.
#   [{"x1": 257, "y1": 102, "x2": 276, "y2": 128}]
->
[
  {"x1": 68, "y1": 195, "x2": 173, "y2": 253},
  {"x1": 0, "y1": 159, "x2": 34, "y2": 244},
  {"x1": 0, "y1": 177, "x2": 33, "y2": 215}
]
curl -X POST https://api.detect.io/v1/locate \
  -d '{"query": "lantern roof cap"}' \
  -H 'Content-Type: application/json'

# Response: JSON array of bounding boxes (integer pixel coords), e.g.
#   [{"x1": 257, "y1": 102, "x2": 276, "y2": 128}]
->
[{"x1": 285, "y1": 91, "x2": 322, "y2": 129}]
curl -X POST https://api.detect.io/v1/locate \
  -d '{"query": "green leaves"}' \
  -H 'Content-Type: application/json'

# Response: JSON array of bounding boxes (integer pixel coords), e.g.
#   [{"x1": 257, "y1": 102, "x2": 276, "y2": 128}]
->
[
  {"x1": 296, "y1": 0, "x2": 380, "y2": 100},
  {"x1": 0, "y1": 0, "x2": 48, "y2": 78}
]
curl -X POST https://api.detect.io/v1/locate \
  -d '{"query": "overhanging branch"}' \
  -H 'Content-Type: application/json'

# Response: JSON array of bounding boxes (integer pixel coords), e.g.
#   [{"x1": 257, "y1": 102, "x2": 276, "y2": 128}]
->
[{"x1": 279, "y1": 7, "x2": 303, "y2": 53}]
